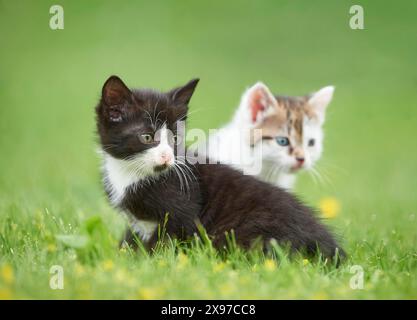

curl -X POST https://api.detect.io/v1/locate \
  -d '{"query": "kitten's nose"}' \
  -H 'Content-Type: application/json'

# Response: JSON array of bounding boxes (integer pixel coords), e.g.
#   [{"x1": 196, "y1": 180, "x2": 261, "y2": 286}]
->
[
  {"x1": 160, "y1": 152, "x2": 172, "y2": 164},
  {"x1": 296, "y1": 157, "x2": 305, "y2": 164}
]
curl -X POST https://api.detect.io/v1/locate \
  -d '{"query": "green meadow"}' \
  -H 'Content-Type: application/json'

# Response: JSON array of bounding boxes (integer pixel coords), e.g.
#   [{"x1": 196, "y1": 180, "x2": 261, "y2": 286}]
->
[{"x1": 0, "y1": 0, "x2": 416, "y2": 299}]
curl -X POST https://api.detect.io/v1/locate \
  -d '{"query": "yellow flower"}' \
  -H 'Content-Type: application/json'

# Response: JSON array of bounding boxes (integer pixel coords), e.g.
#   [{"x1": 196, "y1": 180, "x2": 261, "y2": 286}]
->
[
  {"x1": 115, "y1": 269, "x2": 128, "y2": 282},
  {"x1": 212, "y1": 262, "x2": 226, "y2": 273},
  {"x1": 138, "y1": 287, "x2": 163, "y2": 300},
  {"x1": 0, "y1": 264, "x2": 14, "y2": 285},
  {"x1": 239, "y1": 275, "x2": 250, "y2": 285},
  {"x1": 219, "y1": 282, "x2": 235, "y2": 296},
  {"x1": 302, "y1": 259, "x2": 309, "y2": 266},
  {"x1": 102, "y1": 259, "x2": 114, "y2": 271},
  {"x1": 74, "y1": 263, "x2": 85, "y2": 276},
  {"x1": 157, "y1": 259, "x2": 167, "y2": 268},
  {"x1": 312, "y1": 291, "x2": 328, "y2": 300},
  {"x1": 0, "y1": 288, "x2": 13, "y2": 300},
  {"x1": 47, "y1": 243, "x2": 57, "y2": 253},
  {"x1": 78, "y1": 283, "x2": 92, "y2": 299},
  {"x1": 176, "y1": 252, "x2": 188, "y2": 270},
  {"x1": 263, "y1": 259, "x2": 277, "y2": 271},
  {"x1": 119, "y1": 247, "x2": 127, "y2": 254},
  {"x1": 319, "y1": 197, "x2": 341, "y2": 218}
]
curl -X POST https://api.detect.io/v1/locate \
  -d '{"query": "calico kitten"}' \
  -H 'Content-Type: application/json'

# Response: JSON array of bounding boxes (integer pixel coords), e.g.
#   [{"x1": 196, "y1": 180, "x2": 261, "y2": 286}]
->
[
  {"x1": 207, "y1": 82, "x2": 334, "y2": 189},
  {"x1": 96, "y1": 76, "x2": 344, "y2": 260}
]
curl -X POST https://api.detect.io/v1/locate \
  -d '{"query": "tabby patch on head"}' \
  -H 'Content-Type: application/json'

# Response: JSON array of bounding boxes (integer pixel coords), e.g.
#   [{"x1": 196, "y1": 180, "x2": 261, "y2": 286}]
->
[{"x1": 245, "y1": 82, "x2": 334, "y2": 173}]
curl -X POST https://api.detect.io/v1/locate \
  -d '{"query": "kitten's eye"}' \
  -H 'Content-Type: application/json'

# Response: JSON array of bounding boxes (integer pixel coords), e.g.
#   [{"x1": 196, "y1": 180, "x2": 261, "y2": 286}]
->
[
  {"x1": 276, "y1": 136, "x2": 290, "y2": 146},
  {"x1": 308, "y1": 139, "x2": 315, "y2": 147},
  {"x1": 139, "y1": 133, "x2": 154, "y2": 144}
]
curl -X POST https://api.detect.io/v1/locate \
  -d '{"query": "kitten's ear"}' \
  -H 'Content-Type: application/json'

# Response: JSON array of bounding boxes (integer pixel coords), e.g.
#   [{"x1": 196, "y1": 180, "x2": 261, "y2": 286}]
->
[
  {"x1": 308, "y1": 86, "x2": 334, "y2": 124},
  {"x1": 102, "y1": 75, "x2": 132, "y2": 106},
  {"x1": 241, "y1": 82, "x2": 277, "y2": 124},
  {"x1": 169, "y1": 78, "x2": 199, "y2": 106}
]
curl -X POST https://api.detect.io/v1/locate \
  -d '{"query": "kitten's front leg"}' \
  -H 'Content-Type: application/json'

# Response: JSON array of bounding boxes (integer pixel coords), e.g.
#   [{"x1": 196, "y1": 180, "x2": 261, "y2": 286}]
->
[
  {"x1": 119, "y1": 227, "x2": 159, "y2": 252},
  {"x1": 119, "y1": 227, "x2": 141, "y2": 250},
  {"x1": 143, "y1": 217, "x2": 200, "y2": 253},
  {"x1": 120, "y1": 209, "x2": 200, "y2": 253}
]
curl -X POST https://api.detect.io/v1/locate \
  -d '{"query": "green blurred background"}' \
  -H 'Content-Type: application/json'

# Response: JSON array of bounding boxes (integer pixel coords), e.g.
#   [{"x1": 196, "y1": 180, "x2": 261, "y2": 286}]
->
[
  {"x1": 1, "y1": 0, "x2": 416, "y2": 209},
  {"x1": 0, "y1": 0, "x2": 416, "y2": 299}
]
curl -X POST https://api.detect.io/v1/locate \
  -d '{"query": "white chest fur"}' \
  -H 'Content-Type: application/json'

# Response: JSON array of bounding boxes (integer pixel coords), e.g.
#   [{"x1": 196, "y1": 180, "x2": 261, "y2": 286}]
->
[
  {"x1": 103, "y1": 153, "x2": 157, "y2": 241},
  {"x1": 103, "y1": 154, "x2": 140, "y2": 206}
]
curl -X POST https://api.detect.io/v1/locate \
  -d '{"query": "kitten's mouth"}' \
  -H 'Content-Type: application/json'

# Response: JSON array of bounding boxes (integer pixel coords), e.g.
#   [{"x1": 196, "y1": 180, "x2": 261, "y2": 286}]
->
[
  {"x1": 153, "y1": 164, "x2": 170, "y2": 173},
  {"x1": 290, "y1": 165, "x2": 303, "y2": 172}
]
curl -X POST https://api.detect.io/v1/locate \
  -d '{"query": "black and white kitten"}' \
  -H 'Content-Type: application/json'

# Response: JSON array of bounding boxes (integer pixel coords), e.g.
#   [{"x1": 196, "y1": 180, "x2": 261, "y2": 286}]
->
[{"x1": 96, "y1": 76, "x2": 344, "y2": 260}]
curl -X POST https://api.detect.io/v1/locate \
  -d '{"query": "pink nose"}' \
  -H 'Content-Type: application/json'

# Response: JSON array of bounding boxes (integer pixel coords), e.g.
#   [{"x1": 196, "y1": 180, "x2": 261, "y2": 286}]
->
[
  {"x1": 296, "y1": 157, "x2": 305, "y2": 164},
  {"x1": 160, "y1": 152, "x2": 172, "y2": 164}
]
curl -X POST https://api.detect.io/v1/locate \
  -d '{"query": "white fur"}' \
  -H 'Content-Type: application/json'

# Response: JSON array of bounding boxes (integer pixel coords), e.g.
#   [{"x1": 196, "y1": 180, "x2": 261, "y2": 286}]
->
[
  {"x1": 131, "y1": 219, "x2": 158, "y2": 242},
  {"x1": 102, "y1": 125, "x2": 173, "y2": 240},
  {"x1": 103, "y1": 154, "x2": 145, "y2": 206},
  {"x1": 206, "y1": 83, "x2": 271, "y2": 175},
  {"x1": 308, "y1": 86, "x2": 334, "y2": 124},
  {"x1": 206, "y1": 83, "x2": 333, "y2": 190}
]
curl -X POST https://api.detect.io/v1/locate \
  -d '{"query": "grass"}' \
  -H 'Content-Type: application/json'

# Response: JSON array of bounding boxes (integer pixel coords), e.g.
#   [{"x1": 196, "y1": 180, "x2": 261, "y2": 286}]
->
[{"x1": 0, "y1": 0, "x2": 416, "y2": 299}]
